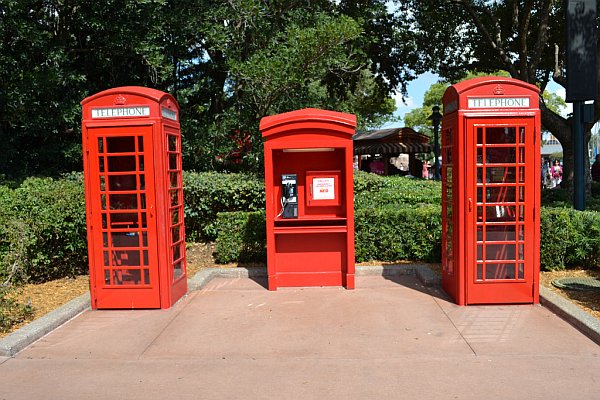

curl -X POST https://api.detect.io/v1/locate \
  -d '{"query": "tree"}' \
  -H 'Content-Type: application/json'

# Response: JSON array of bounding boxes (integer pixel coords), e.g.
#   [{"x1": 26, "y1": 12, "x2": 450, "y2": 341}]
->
[
  {"x1": 398, "y1": 0, "x2": 599, "y2": 191},
  {"x1": 1, "y1": 0, "x2": 420, "y2": 177}
]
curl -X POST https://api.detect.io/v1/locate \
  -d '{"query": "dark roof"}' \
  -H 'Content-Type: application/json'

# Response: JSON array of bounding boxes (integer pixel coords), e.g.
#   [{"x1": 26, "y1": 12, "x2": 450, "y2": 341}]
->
[
  {"x1": 354, "y1": 142, "x2": 433, "y2": 155},
  {"x1": 353, "y1": 127, "x2": 432, "y2": 154}
]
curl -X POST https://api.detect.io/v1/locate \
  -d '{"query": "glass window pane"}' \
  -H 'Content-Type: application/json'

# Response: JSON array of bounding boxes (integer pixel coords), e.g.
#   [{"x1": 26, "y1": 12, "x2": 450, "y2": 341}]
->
[
  {"x1": 486, "y1": 127, "x2": 516, "y2": 144},
  {"x1": 168, "y1": 135, "x2": 177, "y2": 152},
  {"x1": 518, "y1": 264, "x2": 524, "y2": 279},
  {"x1": 142, "y1": 232, "x2": 148, "y2": 247},
  {"x1": 173, "y1": 261, "x2": 183, "y2": 280},
  {"x1": 171, "y1": 209, "x2": 179, "y2": 225},
  {"x1": 519, "y1": 127, "x2": 525, "y2": 143},
  {"x1": 485, "y1": 244, "x2": 516, "y2": 260},
  {"x1": 169, "y1": 154, "x2": 178, "y2": 170},
  {"x1": 102, "y1": 213, "x2": 107, "y2": 229},
  {"x1": 112, "y1": 269, "x2": 142, "y2": 285},
  {"x1": 138, "y1": 156, "x2": 145, "y2": 171},
  {"x1": 111, "y1": 250, "x2": 141, "y2": 266},
  {"x1": 100, "y1": 175, "x2": 106, "y2": 191},
  {"x1": 138, "y1": 136, "x2": 144, "y2": 152},
  {"x1": 110, "y1": 213, "x2": 139, "y2": 228},
  {"x1": 477, "y1": 187, "x2": 483, "y2": 203},
  {"x1": 486, "y1": 147, "x2": 515, "y2": 164},
  {"x1": 486, "y1": 167, "x2": 516, "y2": 183},
  {"x1": 477, "y1": 148, "x2": 483, "y2": 164},
  {"x1": 104, "y1": 270, "x2": 110, "y2": 285},
  {"x1": 486, "y1": 205, "x2": 517, "y2": 222},
  {"x1": 170, "y1": 172, "x2": 178, "y2": 188},
  {"x1": 172, "y1": 225, "x2": 180, "y2": 243},
  {"x1": 109, "y1": 194, "x2": 138, "y2": 209},
  {"x1": 108, "y1": 156, "x2": 136, "y2": 172},
  {"x1": 477, "y1": 264, "x2": 483, "y2": 280},
  {"x1": 144, "y1": 269, "x2": 150, "y2": 284},
  {"x1": 486, "y1": 186, "x2": 516, "y2": 203},
  {"x1": 108, "y1": 175, "x2": 137, "y2": 191},
  {"x1": 139, "y1": 174, "x2": 145, "y2": 190},
  {"x1": 170, "y1": 190, "x2": 179, "y2": 207},
  {"x1": 107, "y1": 137, "x2": 135, "y2": 153},
  {"x1": 477, "y1": 226, "x2": 483, "y2": 241},
  {"x1": 486, "y1": 225, "x2": 516, "y2": 242},
  {"x1": 172, "y1": 244, "x2": 181, "y2": 262},
  {"x1": 477, "y1": 244, "x2": 483, "y2": 261},
  {"x1": 519, "y1": 147, "x2": 525, "y2": 163},
  {"x1": 111, "y1": 232, "x2": 139, "y2": 248},
  {"x1": 101, "y1": 194, "x2": 107, "y2": 210},
  {"x1": 143, "y1": 250, "x2": 149, "y2": 265},
  {"x1": 486, "y1": 263, "x2": 516, "y2": 280},
  {"x1": 477, "y1": 127, "x2": 483, "y2": 144},
  {"x1": 99, "y1": 157, "x2": 105, "y2": 172},
  {"x1": 98, "y1": 138, "x2": 104, "y2": 153},
  {"x1": 104, "y1": 251, "x2": 110, "y2": 266}
]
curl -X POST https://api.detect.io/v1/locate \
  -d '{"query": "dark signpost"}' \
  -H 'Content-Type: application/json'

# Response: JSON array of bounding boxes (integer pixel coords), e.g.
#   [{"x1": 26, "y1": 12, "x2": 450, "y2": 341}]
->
[{"x1": 566, "y1": 0, "x2": 597, "y2": 211}]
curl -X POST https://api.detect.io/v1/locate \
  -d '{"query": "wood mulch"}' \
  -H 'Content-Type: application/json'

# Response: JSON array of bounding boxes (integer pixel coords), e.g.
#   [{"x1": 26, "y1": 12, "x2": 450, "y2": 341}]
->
[{"x1": 2, "y1": 244, "x2": 600, "y2": 338}]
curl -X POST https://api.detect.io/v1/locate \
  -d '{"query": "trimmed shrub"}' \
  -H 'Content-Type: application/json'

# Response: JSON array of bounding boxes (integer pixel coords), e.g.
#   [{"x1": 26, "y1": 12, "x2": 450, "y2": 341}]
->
[
  {"x1": 214, "y1": 211, "x2": 267, "y2": 263},
  {"x1": 0, "y1": 177, "x2": 88, "y2": 283},
  {"x1": 183, "y1": 171, "x2": 265, "y2": 241},
  {"x1": 354, "y1": 171, "x2": 441, "y2": 209},
  {"x1": 355, "y1": 204, "x2": 442, "y2": 263},
  {"x1": 540, "y1": 207, "x2": 600, "y2": 271},
  {"x1": 214, "y1": 204, "x2": 442, "y2": 265}
]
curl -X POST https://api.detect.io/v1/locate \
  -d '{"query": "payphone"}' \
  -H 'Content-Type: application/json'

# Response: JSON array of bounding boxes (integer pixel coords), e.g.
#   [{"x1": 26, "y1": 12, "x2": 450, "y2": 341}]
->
[
  {"x1": 280, "y1": 174, "x2": 298, "y2": 218},
  {"x1": 261, "y1": 108, "x2": 356, "y2": 290}
]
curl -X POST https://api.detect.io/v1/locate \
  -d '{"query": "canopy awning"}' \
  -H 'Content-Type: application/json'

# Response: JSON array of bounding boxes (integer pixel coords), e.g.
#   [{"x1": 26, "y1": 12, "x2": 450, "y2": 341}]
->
[{"x1": 353, "y1": 142, "x2": 433, "y2": 155}]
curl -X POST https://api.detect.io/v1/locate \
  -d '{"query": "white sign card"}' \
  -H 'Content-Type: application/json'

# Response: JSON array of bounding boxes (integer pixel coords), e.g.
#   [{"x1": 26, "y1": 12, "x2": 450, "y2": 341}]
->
[
  {"x1": 312, "y1": 177, "x2": 335, "y2": 200},
  {"x1": 468, "y1": 97, "x2": 530, "y2": 109},
  {"x1": 161, "y1": 107, "x2": 178, "y2": 121},
  {"x1": 92, "y1": 106, "x2": 151, "y2": 118}
]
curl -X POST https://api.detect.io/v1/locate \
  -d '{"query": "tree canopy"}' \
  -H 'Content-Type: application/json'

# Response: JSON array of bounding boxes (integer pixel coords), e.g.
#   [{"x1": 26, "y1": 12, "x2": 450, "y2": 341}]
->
[
  {"x1": 397, "y1": 0, "x2": 599, "y2": 189},
  {"x1": 0, "y1": 0, "x2": 420, "y2": 178}
]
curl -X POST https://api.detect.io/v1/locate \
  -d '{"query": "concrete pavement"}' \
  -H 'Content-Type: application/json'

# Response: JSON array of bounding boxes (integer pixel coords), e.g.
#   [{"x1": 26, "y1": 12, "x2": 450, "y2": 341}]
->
[{"x1": 1, "y1": 274, "x2": 599, "y2": 399}]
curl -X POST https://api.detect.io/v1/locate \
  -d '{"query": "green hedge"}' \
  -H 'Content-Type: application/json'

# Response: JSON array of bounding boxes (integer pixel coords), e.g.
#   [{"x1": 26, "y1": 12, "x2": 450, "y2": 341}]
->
[
  {"x1": 183, "y1": 171, "x2": 265, "y2": 241},
  {"x1": 214, "y1": 211, "x2": 267, "y2": 263},
  {"x1": 215, "y1": 204, "x2": 442, "y2": 264},
  {"x1": 540, "y1": 207, "x2": 600, "y2": 270},
  {"x1": 0, "y1": 176, "x2": 88, "y2": 284}
]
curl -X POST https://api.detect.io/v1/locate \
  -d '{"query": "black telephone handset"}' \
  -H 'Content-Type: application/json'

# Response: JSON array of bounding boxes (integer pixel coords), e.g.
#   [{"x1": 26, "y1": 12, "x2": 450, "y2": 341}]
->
[{"x1": 280, "y1": 174, "x2": 298, "y2": 218}]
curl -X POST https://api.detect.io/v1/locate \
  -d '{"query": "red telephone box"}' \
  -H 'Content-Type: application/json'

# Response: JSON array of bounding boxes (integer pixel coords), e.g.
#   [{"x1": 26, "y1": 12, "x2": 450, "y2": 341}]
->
[
  {"x1": 260, "y1": 108, "x2": 356, "y2": 290},
  {"x1": 441, "y1": 77, "x2": 541, "y2": 305},
  {"x1": 81, "y1": 87, "x2": 187, "y2": 309}
]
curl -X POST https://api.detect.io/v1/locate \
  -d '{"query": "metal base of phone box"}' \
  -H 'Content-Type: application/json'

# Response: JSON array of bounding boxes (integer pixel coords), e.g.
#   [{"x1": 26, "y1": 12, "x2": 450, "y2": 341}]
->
[{"x1": 260, "y1": 108, "x2": 357, "y2": 290}]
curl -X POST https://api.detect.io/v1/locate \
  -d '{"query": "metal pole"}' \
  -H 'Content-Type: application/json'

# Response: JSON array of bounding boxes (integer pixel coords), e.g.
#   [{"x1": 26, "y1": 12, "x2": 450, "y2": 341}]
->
[
  {"x1": 573, "y1": 101, "x2": 586, "y2": 211},
  {"x1": 430, "y1": 106, "x2": 442, "y2": 180}
]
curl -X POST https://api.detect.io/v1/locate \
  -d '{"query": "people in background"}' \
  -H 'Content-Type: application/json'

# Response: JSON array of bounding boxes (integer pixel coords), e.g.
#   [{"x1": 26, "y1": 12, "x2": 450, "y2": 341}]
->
[
  {"x1": 542, "y1": 158, "x2": 551, "y2": 188},
  {"x1": 592, "y1": 154, "x2": 600, "y2": 182},
  {"x1": 550, "y1": 159, "x2": 562, "y2": 188},
  {"x1": 369, "y1": 156, "x2": 385, "y2": 175}
]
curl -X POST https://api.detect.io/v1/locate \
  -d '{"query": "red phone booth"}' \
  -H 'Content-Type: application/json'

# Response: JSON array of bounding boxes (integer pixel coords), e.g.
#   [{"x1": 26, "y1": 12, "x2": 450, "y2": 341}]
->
[
  {"x1": 81, "y1": 87, "x2": 187, "y2": 309},
  {"x1": 441, "y1": 77, "x2": 541, "y2": 305},
  {"x1": 261, "y1": 108, "x2": 356, "y2": 290}
]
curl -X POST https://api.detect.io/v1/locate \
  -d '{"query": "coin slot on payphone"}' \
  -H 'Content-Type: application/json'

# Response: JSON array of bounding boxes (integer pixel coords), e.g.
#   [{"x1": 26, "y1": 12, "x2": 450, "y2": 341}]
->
[{"x1": 279, "y1": 174, "x2": 298, "y2": 218}]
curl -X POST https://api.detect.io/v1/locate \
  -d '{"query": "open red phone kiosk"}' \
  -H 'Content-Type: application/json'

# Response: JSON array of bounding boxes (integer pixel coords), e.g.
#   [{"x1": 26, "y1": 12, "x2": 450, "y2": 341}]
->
[
  {"x1": 441, "y1": 77, "x2": 541, "y2": 305},
  {"x1": 261, "y1": 108, "x2": 356, "y2": 290},
  {"x1": 81, "y1": 87, "x2": 187, "y2": 309}
]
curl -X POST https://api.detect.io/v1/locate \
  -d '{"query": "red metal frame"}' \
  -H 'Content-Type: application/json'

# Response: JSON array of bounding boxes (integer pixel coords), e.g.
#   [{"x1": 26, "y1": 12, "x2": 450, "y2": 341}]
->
[
  {"x1": 260, "y1": 108, "x2": 356, "y2": 290},
  {"x1": 441, "y1": 77, "x2": 541, "y2": 305},
  {"x1": 81, "y1": 87, "x2": 187, "y2": 309}
]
